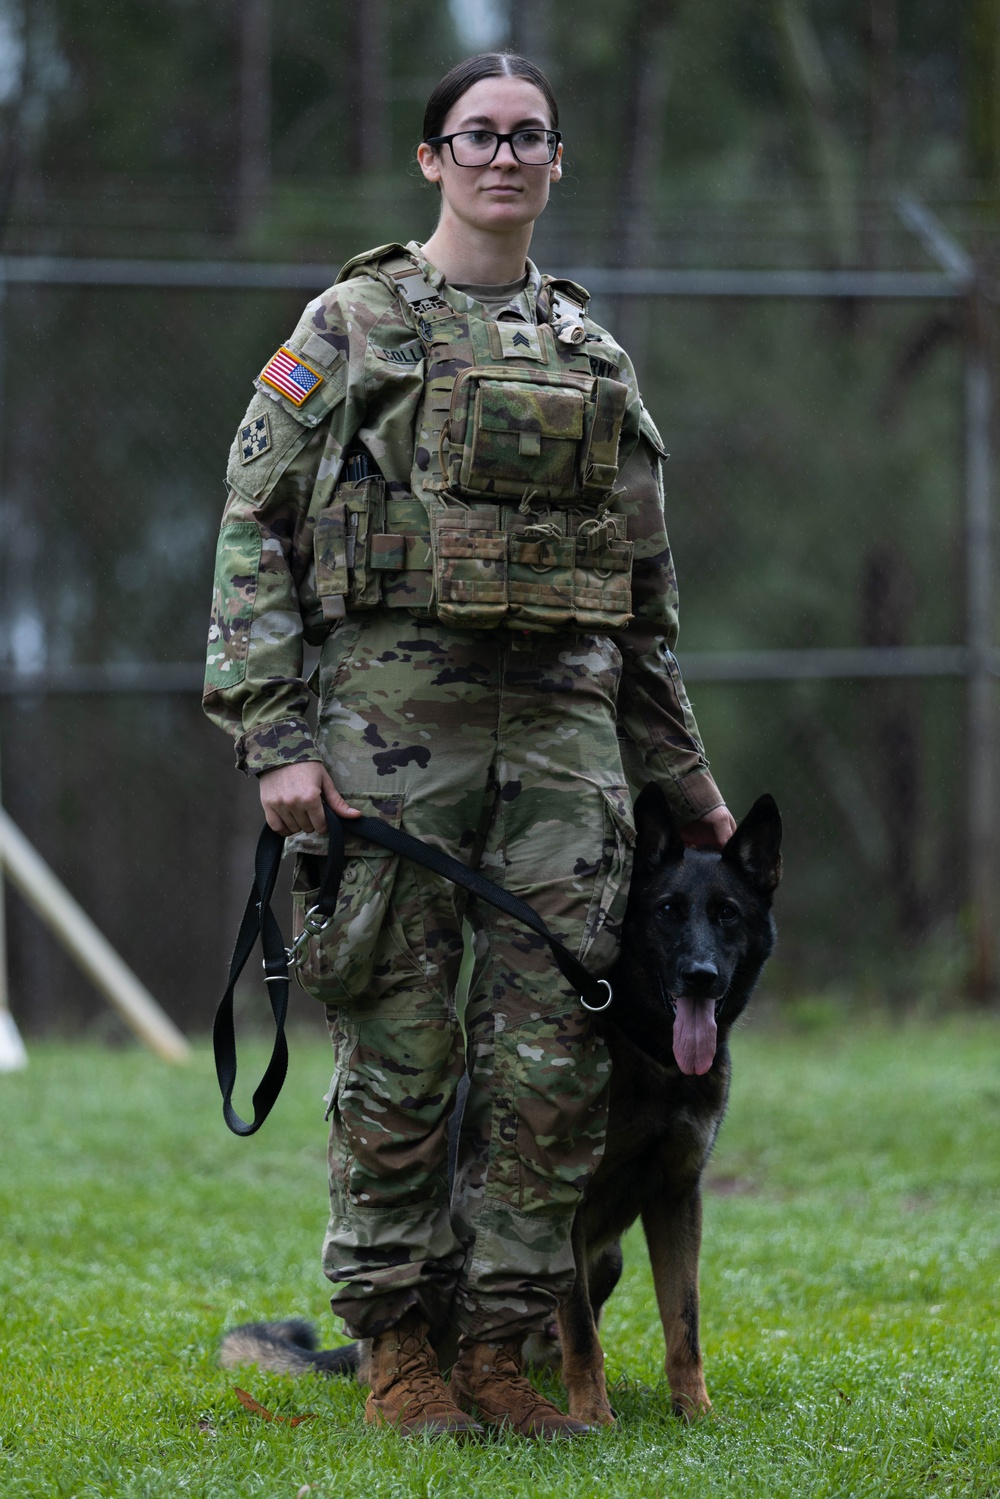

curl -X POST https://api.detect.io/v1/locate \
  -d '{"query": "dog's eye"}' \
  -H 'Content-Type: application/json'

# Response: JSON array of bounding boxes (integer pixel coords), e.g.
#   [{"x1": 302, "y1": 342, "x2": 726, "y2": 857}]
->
[
  {"x1": 659, "y1": 898, "x2": 677, "y2": 916},
  {"x1": 717, "y1": 901, "x2": 740, "y2": 923}
]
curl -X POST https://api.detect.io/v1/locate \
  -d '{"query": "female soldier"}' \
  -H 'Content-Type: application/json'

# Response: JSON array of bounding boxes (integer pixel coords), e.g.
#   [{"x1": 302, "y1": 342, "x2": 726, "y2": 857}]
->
[{"x1": 204, "y1": 52, "x2": 734, "y2": 1439}]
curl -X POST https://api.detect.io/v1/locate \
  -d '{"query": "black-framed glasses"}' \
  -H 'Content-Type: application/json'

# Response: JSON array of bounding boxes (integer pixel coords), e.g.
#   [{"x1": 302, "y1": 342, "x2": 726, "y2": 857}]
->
[{"x1": 425, "y1": 129, "x2": 562, "y2": 167}]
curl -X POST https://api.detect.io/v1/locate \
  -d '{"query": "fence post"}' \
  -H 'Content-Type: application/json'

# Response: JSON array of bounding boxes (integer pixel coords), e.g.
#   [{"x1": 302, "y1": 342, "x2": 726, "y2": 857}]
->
[
  {"x1": 965, "y1": 282, "x2": 996, "y2": 998},
  {"x1": 0, "y1": 735, "x2": 28, "y2": 1070},
  {"x1": 0, "y1": 268, "x2": 27, "y2": 1071}
]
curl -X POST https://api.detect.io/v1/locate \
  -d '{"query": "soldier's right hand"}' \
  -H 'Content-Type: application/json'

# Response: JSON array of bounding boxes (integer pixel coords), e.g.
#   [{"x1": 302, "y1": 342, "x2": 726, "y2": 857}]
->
[{"x1": 258, "y1": 760, "x2": 361, "y2": 836}]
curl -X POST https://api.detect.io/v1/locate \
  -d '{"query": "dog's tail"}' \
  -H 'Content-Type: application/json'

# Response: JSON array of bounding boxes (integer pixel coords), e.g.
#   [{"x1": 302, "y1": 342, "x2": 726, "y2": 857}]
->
[{"x1": 219, "y1": 1319, "x2": 360, "y2": 1377}]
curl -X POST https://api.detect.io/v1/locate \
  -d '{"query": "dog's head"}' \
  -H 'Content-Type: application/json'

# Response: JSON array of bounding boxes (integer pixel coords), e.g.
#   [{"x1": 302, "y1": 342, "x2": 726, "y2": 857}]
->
[{"x1": 619, "y1": 784, "x2": 782, "y2": 1076}]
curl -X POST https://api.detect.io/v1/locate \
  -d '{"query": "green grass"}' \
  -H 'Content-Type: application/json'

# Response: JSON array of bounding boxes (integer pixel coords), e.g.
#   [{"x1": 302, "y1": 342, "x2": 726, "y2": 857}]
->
[{"x1": 1, "y1": 1017, "x2": 999, "y2": 1498}]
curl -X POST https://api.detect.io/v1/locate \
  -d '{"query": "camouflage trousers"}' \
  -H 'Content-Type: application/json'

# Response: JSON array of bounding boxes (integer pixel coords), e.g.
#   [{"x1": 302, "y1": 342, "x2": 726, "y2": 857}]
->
[{"x1": 295, "y1": 612, "x2": 634, "y2": 1344}]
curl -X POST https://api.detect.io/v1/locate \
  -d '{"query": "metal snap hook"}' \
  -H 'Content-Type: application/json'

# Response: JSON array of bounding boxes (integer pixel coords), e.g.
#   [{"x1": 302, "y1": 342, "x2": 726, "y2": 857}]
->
[{"x1": 286, "y1": 904, "x2": 332, "y2": 969}]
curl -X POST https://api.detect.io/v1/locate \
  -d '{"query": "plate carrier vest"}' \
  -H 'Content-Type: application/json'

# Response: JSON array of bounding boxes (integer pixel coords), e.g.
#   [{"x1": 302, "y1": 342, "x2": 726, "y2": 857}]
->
[{"x1": 315, "y1": 245, "x2": 634, "y2": 634}]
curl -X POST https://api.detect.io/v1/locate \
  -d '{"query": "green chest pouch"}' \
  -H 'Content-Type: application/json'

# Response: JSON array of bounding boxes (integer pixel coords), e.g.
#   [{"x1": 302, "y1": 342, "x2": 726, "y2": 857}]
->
[{"x1": 445, "y1": 364, "x2": 628, "y2": 506}]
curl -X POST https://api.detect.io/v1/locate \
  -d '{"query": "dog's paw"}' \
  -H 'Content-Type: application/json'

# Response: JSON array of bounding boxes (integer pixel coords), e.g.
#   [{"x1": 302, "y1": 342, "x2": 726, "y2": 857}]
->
[
  {"x1": 569, "y1": 1399, "x2": 616, "y2": 1427},
  {"x1": 670, "y1": 1385, "x2": 712, "y2": 1421},
  {"x1": 564, "y1": 1368, "x2": 616, "y2": 1427}
]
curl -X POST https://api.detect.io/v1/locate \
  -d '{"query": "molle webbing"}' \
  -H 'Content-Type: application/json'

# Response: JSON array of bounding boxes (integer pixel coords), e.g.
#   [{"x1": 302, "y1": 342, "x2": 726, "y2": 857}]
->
[
  {"x1": 314, "y1": 487, "x2": 632, "y2": 633},
  {"x1": 313, "y1": 247, "x2": 636, "y2": 632}
]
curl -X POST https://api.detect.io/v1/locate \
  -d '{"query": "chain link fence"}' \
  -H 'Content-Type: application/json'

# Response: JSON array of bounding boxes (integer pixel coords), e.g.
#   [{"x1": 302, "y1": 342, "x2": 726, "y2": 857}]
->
[{"x1": 0, "y1": 231, "x2": 994, "y2": 1036}]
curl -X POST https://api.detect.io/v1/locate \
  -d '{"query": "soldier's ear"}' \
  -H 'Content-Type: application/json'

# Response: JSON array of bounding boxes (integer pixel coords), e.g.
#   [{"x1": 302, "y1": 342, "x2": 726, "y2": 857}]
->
[
  {"x1": 633, "y1": 782, "x2": 685, "y2": 875},
  {"x1": 550, "y1": 144, "x2": 563, "y2": 184},
  {"x1": 417, "y1": 142, "x2": 443, "y2": 185}
]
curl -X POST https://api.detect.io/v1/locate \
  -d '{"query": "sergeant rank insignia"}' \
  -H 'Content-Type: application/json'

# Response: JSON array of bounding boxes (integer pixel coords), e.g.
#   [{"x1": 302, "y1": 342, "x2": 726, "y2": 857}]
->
[
  {"x1": 239, "y1": 412, "x2": 272, "y2": 464},
  {"x1": 259, "y1": 345, "x2": 324, "y2": 406},
  {"x1": 496, "y1": 321, "x2": 543, "y2": 360}
]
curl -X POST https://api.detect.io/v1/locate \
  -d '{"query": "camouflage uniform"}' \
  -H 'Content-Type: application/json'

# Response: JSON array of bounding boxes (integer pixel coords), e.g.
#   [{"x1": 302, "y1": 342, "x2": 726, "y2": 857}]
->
[{"x1": 204, "y1": 243, "x2": 724, "y2": 1343}]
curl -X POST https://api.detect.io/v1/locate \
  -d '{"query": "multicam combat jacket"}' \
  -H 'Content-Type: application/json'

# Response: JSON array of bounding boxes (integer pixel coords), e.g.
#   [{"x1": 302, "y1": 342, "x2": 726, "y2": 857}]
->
[{"x1": 203, "y1": 241, "x2": 724, "y2": 824}]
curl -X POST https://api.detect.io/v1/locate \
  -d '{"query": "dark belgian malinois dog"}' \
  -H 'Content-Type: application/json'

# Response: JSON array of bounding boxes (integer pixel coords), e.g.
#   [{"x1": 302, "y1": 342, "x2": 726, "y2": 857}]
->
[{"x1": 220, "y1": 783, "x2": 782, "y2": 1423}]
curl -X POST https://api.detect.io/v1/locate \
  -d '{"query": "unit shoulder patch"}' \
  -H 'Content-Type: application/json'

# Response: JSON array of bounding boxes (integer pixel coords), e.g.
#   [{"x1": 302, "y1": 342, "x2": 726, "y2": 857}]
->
[
  {"x1": 260, "y1": 346, "x2": 325, "y2": 407},
  {"x1": 238, "y1": 412, "x2": 272, "y2": 464}
]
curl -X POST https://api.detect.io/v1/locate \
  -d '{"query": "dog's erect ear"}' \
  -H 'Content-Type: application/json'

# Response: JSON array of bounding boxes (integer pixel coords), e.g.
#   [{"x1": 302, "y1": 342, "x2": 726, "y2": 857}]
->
[
  {"x1": 633, "y1": 781, "x2": 686, "y2": 874},
  {"x1": 722, "y1": 793, "x2": 782, "y2": 893}
]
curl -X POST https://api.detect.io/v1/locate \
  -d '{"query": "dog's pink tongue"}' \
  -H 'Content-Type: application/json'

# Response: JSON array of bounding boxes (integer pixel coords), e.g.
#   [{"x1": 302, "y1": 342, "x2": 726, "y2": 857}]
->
[{"x1": 672, "y1": 997, "x2": 717, "y2": 1075}]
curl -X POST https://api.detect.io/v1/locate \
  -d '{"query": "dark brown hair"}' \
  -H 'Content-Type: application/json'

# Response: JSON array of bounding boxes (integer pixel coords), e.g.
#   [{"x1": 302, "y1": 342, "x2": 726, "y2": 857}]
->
[{"x1": 422, "y1": 52, "x2": 559, "y2": 143}]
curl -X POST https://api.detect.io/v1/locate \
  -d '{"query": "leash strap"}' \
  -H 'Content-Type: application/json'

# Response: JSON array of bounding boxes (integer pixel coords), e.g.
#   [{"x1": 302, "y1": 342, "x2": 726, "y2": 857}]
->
[
  {"x1": 212, "y1": 821, "x2": 290, "y2": 1137},
  {"x1": 214, "y1": 802, "x2": 611, "y2": 1136}
]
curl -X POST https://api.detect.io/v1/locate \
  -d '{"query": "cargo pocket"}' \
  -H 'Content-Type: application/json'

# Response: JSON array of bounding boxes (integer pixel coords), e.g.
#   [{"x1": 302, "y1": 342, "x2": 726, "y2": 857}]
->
[
  {"x1": 432, "y1": 508, "x2": 507, "y2": 628},
  {"x1": 496, "y1": 1009, "x2": 611, "y2": 1212},
  {"x1": 290, "y1": 794, "x2": 407, "y2": 1003}
]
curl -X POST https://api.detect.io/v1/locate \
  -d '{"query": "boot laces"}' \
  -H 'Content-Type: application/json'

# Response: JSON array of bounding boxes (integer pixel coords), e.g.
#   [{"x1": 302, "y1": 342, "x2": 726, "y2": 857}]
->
[
  {"x1": 393, "y1": 1330, "x2": 450, "y2": 1408},
  {"x1": 487, "y1": 1341, "x2": 557, "y2": 1411}
]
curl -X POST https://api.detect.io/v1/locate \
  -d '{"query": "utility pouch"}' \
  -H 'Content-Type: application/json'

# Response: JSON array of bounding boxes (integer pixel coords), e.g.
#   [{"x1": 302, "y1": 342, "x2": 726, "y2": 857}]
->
[
  {"x1": 314, "y1": 477, "x2": 387, "y2": 621},
  {"x1": 446, "y1": 366, "x2": 628, "y2": 505},
  {"x1": 314, "y1": 503, "x2": 349, "y2": 623},
  {"x1": 507, "y1": 520, "x2": 576, "y2": 633},
  {"x1": 504, "y1": 511, "x2": 634, "y2": 633},
  {"x1": 377, "y1": 496, "x2": 434, "y2": 612},
  {"x1": 343, "y1": 476, "x2": 384, "y2": 609},
  {"x1": 573, "y1": 515, "x2": 634, "y2": 630},
  {"x1": 431, "y1": 505, "x2": 507, "y2": 628}
]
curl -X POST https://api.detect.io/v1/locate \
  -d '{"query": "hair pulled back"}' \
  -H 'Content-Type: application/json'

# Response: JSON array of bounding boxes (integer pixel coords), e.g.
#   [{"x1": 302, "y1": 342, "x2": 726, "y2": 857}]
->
[{"x1": 422, "y1": 52, "x2": 559, "y2": 142}]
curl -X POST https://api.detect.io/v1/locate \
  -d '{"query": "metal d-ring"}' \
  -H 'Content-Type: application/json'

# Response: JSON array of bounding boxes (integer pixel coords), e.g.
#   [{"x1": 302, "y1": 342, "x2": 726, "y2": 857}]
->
[{"x1": 580, "y1": 978, "x2": 613, "y2": 1012}]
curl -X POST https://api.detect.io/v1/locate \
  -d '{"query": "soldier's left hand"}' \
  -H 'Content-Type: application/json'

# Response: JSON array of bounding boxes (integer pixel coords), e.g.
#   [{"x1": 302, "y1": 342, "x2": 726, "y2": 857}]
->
[{"x1": 679, "y1": 806, "x2": 737, "y2": 850}]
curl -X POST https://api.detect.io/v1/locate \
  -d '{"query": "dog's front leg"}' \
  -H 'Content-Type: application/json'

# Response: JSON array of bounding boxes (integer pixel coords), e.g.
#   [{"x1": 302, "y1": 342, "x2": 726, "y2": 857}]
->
[
  {"x1": 556, "y1": 1220, "x2": 616, "y2": 1426},
  {"x1": 641, "y1": 1189, "x2": 711, "y2": 1418}
]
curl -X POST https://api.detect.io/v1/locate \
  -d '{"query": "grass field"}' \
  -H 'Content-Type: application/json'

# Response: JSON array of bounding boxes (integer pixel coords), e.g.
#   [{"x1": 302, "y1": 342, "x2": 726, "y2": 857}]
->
[{"x1": 1, "y1": 1016, "x2": 999, "y2": 1498}]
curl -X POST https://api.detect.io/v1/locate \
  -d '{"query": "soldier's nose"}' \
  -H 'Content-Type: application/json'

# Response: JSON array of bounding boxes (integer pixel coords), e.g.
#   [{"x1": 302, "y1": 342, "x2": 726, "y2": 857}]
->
[{"x1": 678, "y1": 962, "x2": 719, "y2": 995}]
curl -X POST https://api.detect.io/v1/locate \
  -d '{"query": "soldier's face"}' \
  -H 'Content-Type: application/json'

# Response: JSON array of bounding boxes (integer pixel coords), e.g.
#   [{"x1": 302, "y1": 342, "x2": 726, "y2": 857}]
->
[{"x1": 418, "y1": 77, "x2": 562, "y2": 234}]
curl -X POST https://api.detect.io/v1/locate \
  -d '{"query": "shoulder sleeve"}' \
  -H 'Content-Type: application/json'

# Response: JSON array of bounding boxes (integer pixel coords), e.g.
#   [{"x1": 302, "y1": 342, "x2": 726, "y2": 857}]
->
[{"x1": 203, "y1": 290, "x2": 362, "y2": 775}]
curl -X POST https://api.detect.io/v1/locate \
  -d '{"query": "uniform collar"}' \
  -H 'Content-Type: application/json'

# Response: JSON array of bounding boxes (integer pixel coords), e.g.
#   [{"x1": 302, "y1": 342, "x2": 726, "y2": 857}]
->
[{"x1": 406, "y1": 240, "x2": 543, "y2": 324}]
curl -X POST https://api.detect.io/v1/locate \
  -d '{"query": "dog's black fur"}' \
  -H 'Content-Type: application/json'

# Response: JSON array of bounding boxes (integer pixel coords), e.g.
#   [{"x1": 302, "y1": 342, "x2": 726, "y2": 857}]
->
[
  {"x1": 552, "y1": 782, "x2": 781, "y2": 1421},
  {"x1": 220, "y1": 784, "x2": 782, "y2": 1421}
]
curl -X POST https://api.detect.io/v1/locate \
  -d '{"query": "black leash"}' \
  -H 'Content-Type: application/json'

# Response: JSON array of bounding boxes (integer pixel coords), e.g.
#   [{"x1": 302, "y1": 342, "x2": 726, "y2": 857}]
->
[{"x1": 213, "y1": 801, "x2": 612, "y2": 1136}]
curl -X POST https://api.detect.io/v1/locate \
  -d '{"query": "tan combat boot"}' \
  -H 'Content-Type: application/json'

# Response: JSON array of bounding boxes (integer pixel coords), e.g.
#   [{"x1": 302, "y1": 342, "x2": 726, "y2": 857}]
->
[
  {"x1": 451, "y1": 1336, "x2": 595, "y2": 1439},
  {"x1": 364, "y1": 1310, "x2": 483, "y2": 1438}
]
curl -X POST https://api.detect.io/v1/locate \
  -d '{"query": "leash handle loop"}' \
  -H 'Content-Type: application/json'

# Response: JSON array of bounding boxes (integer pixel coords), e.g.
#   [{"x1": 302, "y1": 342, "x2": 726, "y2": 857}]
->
[{"x1": 213, "y1": 801, "x2": 610, "y2": 1136}]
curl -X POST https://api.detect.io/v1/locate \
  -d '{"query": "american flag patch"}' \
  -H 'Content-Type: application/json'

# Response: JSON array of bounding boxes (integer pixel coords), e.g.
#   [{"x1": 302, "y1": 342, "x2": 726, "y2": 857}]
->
[{"x1": 259, "y1": 346, "x2": 324, "y2": 407}]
